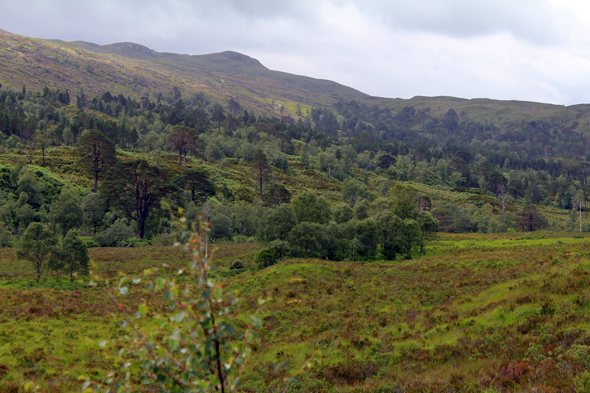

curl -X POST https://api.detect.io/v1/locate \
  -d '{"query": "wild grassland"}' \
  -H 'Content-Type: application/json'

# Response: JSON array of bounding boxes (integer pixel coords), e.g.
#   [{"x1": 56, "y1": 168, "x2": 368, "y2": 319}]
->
[{"x1": 2, "y1": 233, "x2": 590, "y2": 391}]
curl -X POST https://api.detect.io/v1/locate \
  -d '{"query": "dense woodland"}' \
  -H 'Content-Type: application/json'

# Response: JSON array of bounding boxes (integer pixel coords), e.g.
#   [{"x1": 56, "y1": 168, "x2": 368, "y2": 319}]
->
[{"x1": 0, "y1": 85, "x2": 589, "y2": 273}]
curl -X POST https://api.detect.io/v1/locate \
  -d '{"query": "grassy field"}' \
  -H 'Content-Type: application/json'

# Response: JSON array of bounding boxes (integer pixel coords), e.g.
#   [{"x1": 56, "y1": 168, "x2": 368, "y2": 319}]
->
[{"x1": 2, "y1": 233, "x2": 590, "y2": 391}]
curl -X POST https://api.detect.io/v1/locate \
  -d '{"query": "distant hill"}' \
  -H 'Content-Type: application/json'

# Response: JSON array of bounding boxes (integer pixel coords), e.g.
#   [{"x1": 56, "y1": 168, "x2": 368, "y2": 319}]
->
[
  {"x1": 0, "y1": 29, "x2": 366, "y2": 116},
  {"x1": 1, "y1": 28, "x2": 589, "y2": 129}
]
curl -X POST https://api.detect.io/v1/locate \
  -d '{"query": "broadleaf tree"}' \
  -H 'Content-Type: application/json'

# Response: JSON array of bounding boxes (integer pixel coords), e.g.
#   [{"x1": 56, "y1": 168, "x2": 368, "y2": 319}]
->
[
  {"x1": 17, "y1": 222, "x2": 58, "y2": 283},
  {"x1": 60, "y1": 229, "x2": 89, "y2": 281}
]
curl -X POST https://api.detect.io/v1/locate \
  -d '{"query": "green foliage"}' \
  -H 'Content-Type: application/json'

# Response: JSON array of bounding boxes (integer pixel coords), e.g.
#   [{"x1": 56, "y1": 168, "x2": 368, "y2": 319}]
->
[
  {"x1": 376, "y1": 212, "x2": 403, "y2": 260},
  {"x1": 291, "y1": 191, "x2": 331, "y2": 225},
  {"x1": 254, "y1": 247, "x2": 279, "y2": 268},
  {"x1": 417, "y1": 211, "x2": 439, "y2": 238},
  {"x1": 252, "y1": 149, "x2": 269, "y2": 201},
  {"x1": 332, "y1": 203, "x2": 354, "y2": 224},
  {"x1": 50, "y1": 187, "x2": 84, "y2": 237},
  {"x1": 76, "y1": 129, "x2": 117, "y2": 192},
  {"x1": 59, "y1": 229, "x2": 89, "y2": 281},
  {"x1": 288, "y1": 222, "x2": 327, "y2": 258},
  {"x1": 263, "y1": 182, "x2": 291, "y2": 206},
  {"x1": 341, "y1": 179, "x2": 370, "y2": 208},
  {"x1": 0, "y1": 221, "x2": 12, "y2": 247},
  {"x1": 230, "y1": 259, "x2": 244, "y2": 269},
  {"x1": 398, "y1": 219, "x2": 421, "y2": 259},
  {"x1": 267, "y1": 239, "x2": 291, "y2": 259},
  {"x1": 391, "y1": 184, "x2": 419, "y2": 220},
  {"x1": 16, "y1": 222, "x2": 58, "y2": 283},
  {"x1": 516, "y1": 204, "x2": 549, "y2": 232},
  {"x1": 102, "y1": 159, "x2": 175, "y2": 239},
  {"x1": 16, "y1": 167, "x2": 44, "y2": 209},
  {"x1": 258, "y1": 203, "x2": 296, "y2": 242},
  {"x1": 93, "y1": 218, "x2": 135, "y2": 247},
  {"x1": 210, "y1": 213, "x2": 233, "y2": 240},
  {"x1": 174, "y1": 167, "x2": 216, "y2": 203},
  {"x1": 85, "y1": 217, "x2": 262, "y2": 392},
  {"x1": 353, "y1": 199, "x2": 370, "y2": 220},
  {"x1": 82, "y1": 192, "x2": 106, "y2": 234}
]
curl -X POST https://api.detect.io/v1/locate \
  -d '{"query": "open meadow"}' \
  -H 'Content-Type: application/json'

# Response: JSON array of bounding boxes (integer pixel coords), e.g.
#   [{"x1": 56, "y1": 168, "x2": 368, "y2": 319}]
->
[{"x1": 2, "y1": 233, "x2": 590, "y2": 392}]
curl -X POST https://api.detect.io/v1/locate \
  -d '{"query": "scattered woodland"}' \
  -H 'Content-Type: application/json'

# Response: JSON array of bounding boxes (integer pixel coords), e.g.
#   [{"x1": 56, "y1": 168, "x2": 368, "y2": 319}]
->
[{"x1": 2, "y1": 29, "x2": 590, "y2": 392}]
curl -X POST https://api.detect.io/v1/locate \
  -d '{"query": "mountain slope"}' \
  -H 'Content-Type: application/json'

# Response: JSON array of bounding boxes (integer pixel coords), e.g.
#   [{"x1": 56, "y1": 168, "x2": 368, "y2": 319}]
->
[
  {"x1": 62, "y1": 40, "x2": 368, "y2": 99},
  {"x1": 0, "y1": 30, "x2": 366, "y2": 116},
  {"x1": 1, "y1": 28, "x2": 589, "y2": 129}
]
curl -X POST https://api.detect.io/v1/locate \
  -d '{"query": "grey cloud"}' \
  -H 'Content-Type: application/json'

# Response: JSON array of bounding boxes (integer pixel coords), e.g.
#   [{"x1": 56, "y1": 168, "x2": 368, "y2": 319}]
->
[
  {"x1": 0, "y1": 0, "x2": 589, "y2": 105},
  {"x1": 351, "y1": 0, "x2": 569, "y2": 45}
]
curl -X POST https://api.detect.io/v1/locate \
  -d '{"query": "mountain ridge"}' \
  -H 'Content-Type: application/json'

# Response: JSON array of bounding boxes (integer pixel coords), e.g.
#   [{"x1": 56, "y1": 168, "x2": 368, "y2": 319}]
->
[{"x1": 0, "y1": 29, "x2": 588, "y2": 127}]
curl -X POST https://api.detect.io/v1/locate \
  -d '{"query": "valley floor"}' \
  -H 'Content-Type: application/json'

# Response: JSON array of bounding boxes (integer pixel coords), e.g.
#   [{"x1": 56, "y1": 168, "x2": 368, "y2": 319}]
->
[{"x1": 2, "y1": 233, "x2": 590, "y2": 392}]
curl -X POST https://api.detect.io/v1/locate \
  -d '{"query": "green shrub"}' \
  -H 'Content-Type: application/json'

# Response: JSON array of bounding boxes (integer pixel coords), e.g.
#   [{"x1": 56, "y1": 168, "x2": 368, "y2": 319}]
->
[
  {"x1": 125, "y1": 238, "x2": 151, "y2": 247},
  {"x1": 254, "y1": 248, "x2": 279, "y2": 268},
  {"x1": 230, "y1": 260, "x2": 244, "y2": 269},
  {"x1": 83, "y1": 238, "x2": 97, "y2": 248}
]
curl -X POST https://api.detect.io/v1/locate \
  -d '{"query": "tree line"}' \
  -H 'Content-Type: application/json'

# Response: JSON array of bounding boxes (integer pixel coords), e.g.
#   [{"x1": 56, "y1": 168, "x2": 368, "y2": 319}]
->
[{"x1": 1, "y1": 85, "x2": 589, "y2": 273}]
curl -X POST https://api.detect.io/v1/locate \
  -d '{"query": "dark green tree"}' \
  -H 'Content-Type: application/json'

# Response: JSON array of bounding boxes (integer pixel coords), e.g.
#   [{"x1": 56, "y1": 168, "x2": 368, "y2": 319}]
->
[
  {"x1": 341, "y1": 179, "x2": 370, "y2": 208},
  {"x1": 252, "y1": 149, "x2": 270, "y2": 202},
  {"x1": 167, "y1": 125, "x2": 197, "y2": 167},
  {"x1": 210, "y1": 213, "x2": 233, "y2": 240},
  {"x1": 17, "y1": 222, "x2": 58, "y2": 283},
  {"x1": 82, "y1": 192, "x2": 106, "y2": 234},
  {"x1": 376, "y1": 212, "x2": 403, "y2": 260},
  {"x1": 60, "y1": 229, "x2": 89, "y2": 281},
  {"x1": 398, "y1": 219, "x2": 421, "y2": 259},
  {"x1": 264, "y1": 182, "x2": 291, "y2": 206},
  {"x1": 441, "y1": 109, "x2": 459, "y2": 130},
  {"x1": 355, "y1": 217, "x2": 378, "y2": 258},
  {"x1": 516, "y1": 205, "x2": 548, "y2": 232},
  {"x1": 35, "y1": 128, "x2": 52, "y2": 166},
  {"x1": 50, "y1": 187, "x2": 84, "y2": 238},
  {"x1": 174, "y1": 168, "x2": 216, "y2": 203},
  {"x1": 417, "y1": 211, "x2": 439, "y2": 239},
  {"x1": 102, "y1": 160, "x2": 174, "y2": 239},
  {"x1": 288, "y1": 222, "x2": 326, "y2": 257},
  {"x1": 0, "y1": 222, "x2": 13, "y2": 247},
  {"x1": 291, "y1": 191, "x2": 332, "y2": 225},
  {"x1": 16, "y1": 167, "x2": 44, "y2": 209},
  {"x1": 211, "y1": 109, "x2": 226, "y2": 133},
  {"x1": 77, "y1": 129, "x2": 117, "y2": 193},
  {"x1": 258, "y1": 204, "x2": 296, "y2": 242},
  {"x1": 391, "y1": 184, "x2": 418, "y2": 220},
  {"x1": 332, "y1": 203, "x2": 354, "y2": 224},
  {"x1": 485, "y1": 169, "x2": 507, "y2": 197}
]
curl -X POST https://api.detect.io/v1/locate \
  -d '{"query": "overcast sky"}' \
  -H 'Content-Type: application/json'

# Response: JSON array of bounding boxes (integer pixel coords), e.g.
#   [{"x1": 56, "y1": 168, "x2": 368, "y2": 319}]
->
[{"x1": 3, "y1": 0, "x2": 590, "y2": 105}]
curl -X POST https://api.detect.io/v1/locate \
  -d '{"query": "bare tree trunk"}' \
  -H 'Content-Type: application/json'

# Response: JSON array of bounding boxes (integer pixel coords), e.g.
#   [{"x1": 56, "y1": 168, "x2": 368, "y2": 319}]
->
[{"x1": 580, "y1": 201, "x2": 583, "y2": 233}]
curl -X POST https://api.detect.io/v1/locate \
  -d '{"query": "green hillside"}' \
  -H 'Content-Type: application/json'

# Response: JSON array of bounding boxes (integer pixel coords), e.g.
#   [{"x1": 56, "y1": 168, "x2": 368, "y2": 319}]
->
[
  {"x1": 0, "y1": 29, "x2": 365, "y2": 117},
  {"x1": 3, "y1": 28, "x2": 590, "y2": 393}
]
